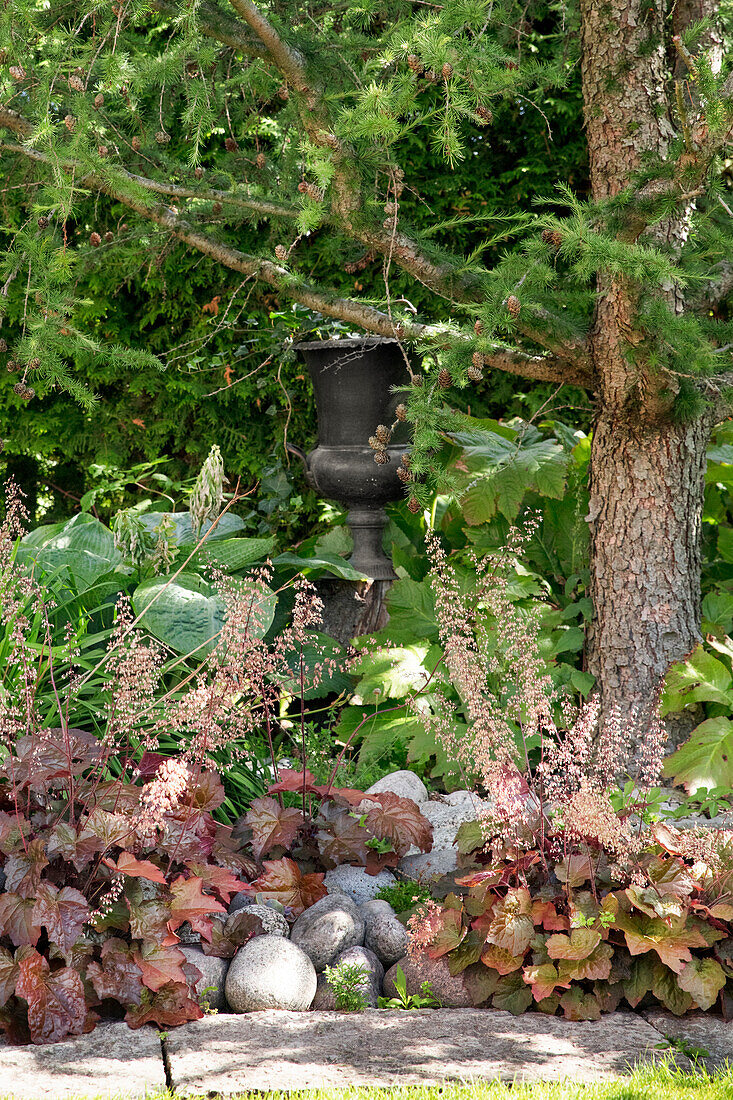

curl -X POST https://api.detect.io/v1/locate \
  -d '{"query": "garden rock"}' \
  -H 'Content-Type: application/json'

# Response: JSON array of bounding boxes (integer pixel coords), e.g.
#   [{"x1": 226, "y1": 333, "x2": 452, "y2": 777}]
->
[
  {"x1": 180, "y1": 946, "x2": 230, "y2": 1012},
  {"x1": 226, "y1": 896, "x2": 289, "y2": 937},
  {"x1": 324, "y1": 865, "x2": 396, "y2": 904},
  {"x1": 291, "y1": 893, "x2": 365, "y2": 971},
  {"x1": 643, "y1": 1009, "x2": 733, "y2": 1070},
  {"x1": 383, "y1": 955, "x2": 488, "y2": 1007},
  {"x1": 361, "y1": 899, "x2": 409, "y2": 967},
  {"x1": 312, "y1": 945, "x2": 384, "y2": 1009},
  {"x1": 365, "y1": 770, "x2": 428, "y2": 804},
  {"x1": 225, "y1": 935, "x2": 316, "y2": 1012},
  {"x1": 399, "y1": 797, "x2": 491, "y2": 880}
]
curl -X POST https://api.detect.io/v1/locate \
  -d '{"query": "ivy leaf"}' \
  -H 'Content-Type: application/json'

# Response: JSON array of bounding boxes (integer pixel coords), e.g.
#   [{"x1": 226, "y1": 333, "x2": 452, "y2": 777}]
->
[
  {"x1": 482, "y1": 944, "x2": 525, "y2": 975},
  {"x1": 125, "y1": 982, "x2": 203, "y2": 1029},
  {"x1": 168, "y1": 876, "x2": 226, "y2": 941},
  {"x1": 559, "y1": 987, "x2": 601, "y2": 1021},
  {"x1": 243, "y1": 797, "x2": 305, "y2": 860},
  {"x1": 132, "y1": 942, "x2": 188, "y2": 992},
  {"x1": 33, "y1": 884, "x2": 89, "y2": 961},
  {"x1": 677, "y1": 957, "x2": 727, "y2": 1011},
  {"x1": 315, "y1": 804, "x2": 371, "y2": 869},
  {"x1": 486, "y1": 888, "x2": 533, "y2": 956},
  {"x1": 103, "y1": 853, "x2": 167, "y2": 884},
  {"x1": 15, "y1": 949, "x2": 87, "y2": 1044},
  {"x1": 4, "y1": 839, "x2": 49, "y2": 898},
  {"x1": 522, "y1": 962, "x2": 567, "y2": 1002},
  {"x1": 363, "y1": 792, "x2": 433, "y2": 857},
  {"x1": 491, "y1": 971, "x2": 533, "y2": 1015},
  {"x1": 0, "y1": 893, "x2": 41, "y2": 946},
  {"x1": 240, "y1": 857, "x2": 326, "y2": 918},
  {"x1": 87, "y1": 938, "x2": 144, "y2": 1006}
]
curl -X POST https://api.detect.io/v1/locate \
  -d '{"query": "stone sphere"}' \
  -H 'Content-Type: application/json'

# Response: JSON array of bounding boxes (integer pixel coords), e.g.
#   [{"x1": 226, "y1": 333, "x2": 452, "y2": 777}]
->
[
  {"x1": 290, "y1": 894, "x2": 365, "y2": 972},
  {"x1": 225, "y1": 935, "x2": 317, "y2": 1012}
]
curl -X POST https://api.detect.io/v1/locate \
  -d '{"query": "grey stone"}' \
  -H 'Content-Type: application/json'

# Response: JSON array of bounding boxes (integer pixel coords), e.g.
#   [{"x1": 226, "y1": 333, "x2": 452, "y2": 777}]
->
[
  {"x1": 0, "y1": 1021, "x2": 166, "y2": 1098},
  {"x1": 399, "y1": 797, "x2": 492, "y2": 879},
  {"x1": 165, "y1": 1009, "x2": 687, "y2": 1093},
  {"x1": 291, "y1": 892, "x2": 365, "y2": 971},
  {"x1": 226, "y1": 897, "x2": 289, "y2": 937},
  {"x1": 181, "y1": 945, "x2": 230, "y2": 1012},
  {"x1": 361, "y1": 899, "x2": 409, "y2": 966},
  {"x1": 312, "y1": 945, "x2": 384, "y2": 1009},
  {"x1": 383, "y1": 954, "x2": 476, "y2": 1008},
  {"x1": 643, "y1": 1009, "x2": 733, "y2": 1069},
  {"x1": 324, "y1": 865, "x2": 396, "y2": 905},
  {"x1": 225, "y1": 934, "x2": 317, "y2": 1012},
  {"x1": 366, "y1": 770, "x2": 429, "y2": 804}
]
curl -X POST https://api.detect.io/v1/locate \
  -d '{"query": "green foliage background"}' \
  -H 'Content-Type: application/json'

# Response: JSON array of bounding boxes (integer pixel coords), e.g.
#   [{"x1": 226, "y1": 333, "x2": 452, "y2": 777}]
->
[{"x1": 0, "y1": 0, "x2": 588, "y2": 530}]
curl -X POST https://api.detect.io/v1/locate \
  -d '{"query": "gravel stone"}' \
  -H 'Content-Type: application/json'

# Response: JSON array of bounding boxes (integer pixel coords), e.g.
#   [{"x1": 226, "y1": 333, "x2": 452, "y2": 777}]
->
[
  {"x1": 225, "y1": 934, "x2": 316, "y2": 1012},
  {"x1": 324, "y1": 865, "x2": 396, "y2": 905},
  {"x1": 291, "y1": 893, "x2": 365, "y2": 972},
  {"x1": 361, "y1": 899, "x2": 409, "y2": 967},
  {"x1": 312, "y1": 945, "x2": 384, "y2": 1009},
  {"x1": 180, "y1": 946, "x2": 230, "y2": 1012},
  {"x1": 365, "y1": 770, "x2": 428, "y2": 804}
]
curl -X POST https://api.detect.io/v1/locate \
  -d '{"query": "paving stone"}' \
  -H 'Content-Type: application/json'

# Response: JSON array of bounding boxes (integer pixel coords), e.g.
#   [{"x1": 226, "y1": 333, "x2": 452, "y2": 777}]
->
[
  {"x1": 165, "y1": 1008, "x2": 685, "y2": 1092},
  {"x1": 643, "y1": 1009, "x2": 733, "y2": 1069},
  {"x1": 0, "y1": 1021, "x2": 166, "y2": 1098}
]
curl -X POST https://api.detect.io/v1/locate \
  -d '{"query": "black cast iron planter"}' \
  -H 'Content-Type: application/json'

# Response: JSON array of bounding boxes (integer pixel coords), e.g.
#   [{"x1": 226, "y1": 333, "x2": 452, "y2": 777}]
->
[{"x1": 289, "y1": 337, "x2": 413, "y2": 581}]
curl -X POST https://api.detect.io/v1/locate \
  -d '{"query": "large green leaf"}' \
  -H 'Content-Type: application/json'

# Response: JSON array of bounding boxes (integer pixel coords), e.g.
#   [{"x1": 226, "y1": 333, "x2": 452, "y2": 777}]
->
[
  {"x1": 660, "y1": 644, "x2": 733, "y2": 716},
  {"x1": 352, "y1": 644, "x2": 445, "y2": 702},
  {"x1": 137, "y1": 511, "x2": 246, "y2": 549},
  {"x1": 272, "y1": 551, "x2": 367, "y2": 581},
  {"x1": 379, "y1": 578, "x2": 438, "y2": 644},
  {"x1": 450, "y1": 425, "x2": 569, "y2": 526},
  {"x1": 132, "y1": 573, "x2": 276, "y2": 655},
  {"x1": 663, "y1": 716, "x2": 733, "y2": 793},
  {"x1": 189, "y1": 536, "x2": 275, "y2": 574}
]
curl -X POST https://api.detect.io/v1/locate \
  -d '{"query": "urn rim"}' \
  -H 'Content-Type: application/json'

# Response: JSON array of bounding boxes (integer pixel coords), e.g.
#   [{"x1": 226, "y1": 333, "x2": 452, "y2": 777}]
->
[{"x1": 292, "y1": 336, "x2": 400, "y2": 351}]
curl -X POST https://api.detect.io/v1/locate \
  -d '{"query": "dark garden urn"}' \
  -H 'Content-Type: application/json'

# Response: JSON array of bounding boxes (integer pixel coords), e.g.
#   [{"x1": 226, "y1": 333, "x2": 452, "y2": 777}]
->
[{"x1": 290, "y1": 337, "x2": 413, "y2": 581}]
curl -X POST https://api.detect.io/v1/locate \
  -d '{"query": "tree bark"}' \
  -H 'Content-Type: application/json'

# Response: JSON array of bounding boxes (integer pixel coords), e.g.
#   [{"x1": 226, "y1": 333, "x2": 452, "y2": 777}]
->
[
  {"x1": 586, "y1": 413, "x2": 708, "y2": 728},
  {"x1": 579, "y1": 0, "x2": 718, "y2": 733}
]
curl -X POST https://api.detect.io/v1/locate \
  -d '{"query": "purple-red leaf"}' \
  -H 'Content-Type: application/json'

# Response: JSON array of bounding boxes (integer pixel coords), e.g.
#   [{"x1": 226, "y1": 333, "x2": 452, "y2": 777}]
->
[
  {"x1": 125, "y1": 982, "x2": 203, "y2": 1029},
  {"x1": 15, "y1": 949, "x2": 87, "y2": 1044},
  {"x1": 243, "y1": 797, "x2": 305, "y2": 860},
  {"x1": 33, "y1": 884, "x2": 90, "y2": 961},
  {"x1": 87, "y1": 938, "x2": 144, "y2": 1006},
  {"x1": 240, "y1": 857, "x2": 327, "y2": 918}
]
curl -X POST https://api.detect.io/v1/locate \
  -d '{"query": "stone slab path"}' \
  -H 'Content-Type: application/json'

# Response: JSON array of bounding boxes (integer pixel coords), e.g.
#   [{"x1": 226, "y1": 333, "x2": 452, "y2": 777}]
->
[
  {"x1": 165, "y1": 1009, "x2": 687, "y2": 1093},
  {"x1": 0, "y1": 1008, "x2": 718, "y2": 1097},
  {"x1": 0, "y1": 1023, "x2": 166, "y2": 1099}
]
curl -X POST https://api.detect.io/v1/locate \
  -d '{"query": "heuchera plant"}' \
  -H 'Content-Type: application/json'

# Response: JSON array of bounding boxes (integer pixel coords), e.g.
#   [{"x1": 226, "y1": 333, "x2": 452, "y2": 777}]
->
[
  {"x1": 410, "y1": 821, "x2": 733, "y2": 1019},
  {"x1": 236, "y1": 768, "x2": 433, "y2": 914},
  {"x1": 0, "y1": 737, "x2": 255, "y2": 1043},
  {"x1": 401, "y1": 532, "x2": 733, "y2": 1020}
]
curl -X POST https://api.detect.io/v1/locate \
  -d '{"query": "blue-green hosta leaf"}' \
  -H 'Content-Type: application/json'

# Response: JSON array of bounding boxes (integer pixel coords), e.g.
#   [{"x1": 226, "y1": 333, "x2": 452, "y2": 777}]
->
[
  {"x1": 17, "y1": 515, "x2": 122, "y2": 594},
  {"x1": 272, "y1": 551, "x2": 367, "y2": 581},
  {"x1": 21, "y1": 513, "x2": 118, "y2": 561},
  {"x1": 137, "y1": 511, "x2": 246, "y2": 549},
  {"x1": 133, "y1": 573, "x2": 275, "y2": 656},
  {"x1": 189, "y1": 536, "x2": 275, "y2": 574},
  {"x1": 663, "y1": 716, "x2": 733, "y2": 792},
  {"x1": 660, "y1": 644, "x2": 733, "y2": 716}
]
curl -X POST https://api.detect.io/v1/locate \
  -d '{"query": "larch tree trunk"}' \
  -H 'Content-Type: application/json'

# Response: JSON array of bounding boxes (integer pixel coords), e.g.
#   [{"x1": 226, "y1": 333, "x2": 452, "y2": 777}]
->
[{"x1": 580, "y1": 0, "x2": 716, "y2": 730}]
